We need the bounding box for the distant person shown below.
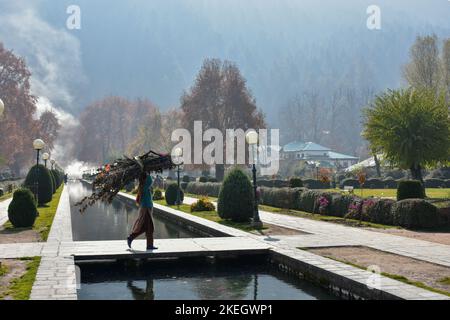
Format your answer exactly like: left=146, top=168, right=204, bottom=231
left=64, top=173, right=68, bottom=184
left=127, top=171, right=157, bottom=250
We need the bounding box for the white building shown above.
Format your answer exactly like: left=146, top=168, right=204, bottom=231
left=281, top=141, right=358, bottom=169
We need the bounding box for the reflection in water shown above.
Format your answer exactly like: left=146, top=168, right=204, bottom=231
left=68, top=181, right=199, bottom=241
left=77, top=257, right=337, bottom=300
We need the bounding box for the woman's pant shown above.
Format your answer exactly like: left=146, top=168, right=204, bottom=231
left=130, top=207, right=154, bottom=247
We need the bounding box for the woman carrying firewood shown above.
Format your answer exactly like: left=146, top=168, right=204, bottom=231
left=127, top=171, right=158, bottom=250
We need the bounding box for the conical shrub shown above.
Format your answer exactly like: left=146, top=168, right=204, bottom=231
left=24, top=164, right=53, bottom=205
left=218, top=167, right=254, bottom=222
left=8, top=188, right=38, bottom=228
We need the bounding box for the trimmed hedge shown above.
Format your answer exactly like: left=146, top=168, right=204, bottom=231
left=367, top=198, right=395, bottom=225
left=165, top=183, right=184, bottom=205
left=329, top=194, right=358, bottom=217
left=182, top=175, right=191, bottom=183
left=199, top=176, right=208, bottom=183
left=8, top=188, right=38, bottom=228
left=366, top=178, right=384, bottom=189
left=397, top=180, right=425, bottom=201
left=24, top=164, right=53, bottom=205
left=153, top=189, right=164, bottom=200
left=298, top=190, right=324, bottom=213
left=180, top=182, right=189, bottom=190
left=259, top=187, right=305, bottom=209
left=424, top=178, right=445, bottom=188
left=185, top=182, right=221, bottom=198
left=303, top=179, right=329, bottom=189
left=392, top=199, right=440, bottom=229
left=289, top=178, right=303, bottom=188
left=217, top=168, right=254, bottom=222
left=383, top=178, right=397, bottom=189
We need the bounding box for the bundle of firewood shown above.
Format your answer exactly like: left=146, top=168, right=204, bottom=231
left=76, top=150, right=175, bottom=212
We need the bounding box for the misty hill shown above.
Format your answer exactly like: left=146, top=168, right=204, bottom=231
left=2, top=0, right=450, bottom=127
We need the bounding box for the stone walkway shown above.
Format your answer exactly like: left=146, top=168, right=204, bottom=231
left=0, top=198, right=12, bottom=226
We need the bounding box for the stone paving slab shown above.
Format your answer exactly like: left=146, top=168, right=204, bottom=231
left=0, top=242, right=44, bottom=258
left=60, top=237, right=272, bottom=260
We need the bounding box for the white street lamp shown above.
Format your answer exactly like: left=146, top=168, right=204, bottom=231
left=0, top=98, right=4, bottom=118
left=32, top=139, right=45, bottom=204
left=172, top=147, right=184, bottom=207
left=42, top=152, right=50, bottom=168
left=50, top=159, right=56, bottom=170
left=245, top=130, right=262, bottom=228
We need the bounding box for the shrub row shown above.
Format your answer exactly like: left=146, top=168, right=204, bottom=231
left=185, top=182, right=222, bottom=198
left=258, top=186, right=444, bottom=228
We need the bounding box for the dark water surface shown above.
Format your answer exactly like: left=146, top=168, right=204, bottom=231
left=69, top=181, right=199, bottom=241
left=77, top=257, right=337, bottom=300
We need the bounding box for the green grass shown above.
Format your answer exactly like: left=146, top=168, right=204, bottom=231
left=0, top=257, right=41, bottom=300
left=0, top=192, right=13, bottom=202
left=0, top=262, right=8, bottom=276
left=3, top=185, right=64, bottom=241
left=300, top=250, right=450, bottom=297
left=439, top=277, right=450, bottom=285
left=155, top=199, right=266, bottom=232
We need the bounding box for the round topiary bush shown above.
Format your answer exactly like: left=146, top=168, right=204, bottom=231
left=8, top=188, right=38, bottom=228
left=208, top=177, right=218, bottom=183
left=165, top=183, right=184, bottom=205
left=289, top=177, right=303, bottom=188
left=24, top=164, right=53, bottom=205
left=182, top=175, right=191, bottom=183
left=366, top=198, right=395, bottom=225
left=397, top=180, right=425, bottom=201
left=217, top=167, right=254, bottom=222
left=199, top=176, right=208, bottom=183
left=392, top=199, right=440, bottom=229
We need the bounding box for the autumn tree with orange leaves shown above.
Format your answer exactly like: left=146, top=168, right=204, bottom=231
left=0, top=43, right=59, bottom=175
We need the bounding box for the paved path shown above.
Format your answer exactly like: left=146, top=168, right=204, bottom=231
left=183, top=196, right=450, bottom=268
left=0, top=198, right=12, bottom=226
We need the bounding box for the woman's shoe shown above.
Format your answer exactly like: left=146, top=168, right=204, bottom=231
left=146, top=246, right=158, bottom=250
left=127, top=236, right=133, bottom=249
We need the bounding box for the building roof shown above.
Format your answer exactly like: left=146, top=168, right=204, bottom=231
left=283, top=141, right=331, bottom=152
left=327, top=151, right=358, bottom=160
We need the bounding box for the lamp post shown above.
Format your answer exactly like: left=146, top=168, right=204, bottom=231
left=50, top=159, right=55, bottom=170
left=246, top=130, right=263, bottom=228
left=42, top=152, right=50, bottom=168
left=0, top=98, right=4, bottom=118
left=32, top=139, right=45, bottom=204
left=173, top=147, right=184, bottom=208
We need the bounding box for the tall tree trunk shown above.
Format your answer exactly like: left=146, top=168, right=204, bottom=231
left=373, top=154, right=381, bottom=177
left=215, top=164, right=225, bottom=182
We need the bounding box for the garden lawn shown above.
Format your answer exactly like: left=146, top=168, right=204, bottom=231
left=0, top=192, right=13, bottom=202
left=3, top=185, right=64, bottom=241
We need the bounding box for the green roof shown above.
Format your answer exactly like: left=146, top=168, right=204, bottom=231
left=283, top=141, right=331, bottom=152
